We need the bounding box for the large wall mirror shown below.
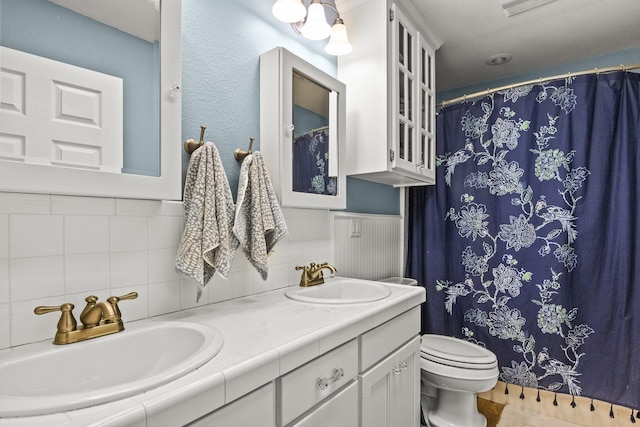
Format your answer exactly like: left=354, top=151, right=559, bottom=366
left=261, top=47, right=346, bottom=210
left=0, top=0, right=182, bottom=200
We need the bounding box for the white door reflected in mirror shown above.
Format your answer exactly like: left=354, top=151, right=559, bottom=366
left=0, top=0, right=182, bottom=200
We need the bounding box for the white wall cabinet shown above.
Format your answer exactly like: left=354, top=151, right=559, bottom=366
left=260, top=47, right=347, bottom=209
left=338, top=0, right=439, bottom=187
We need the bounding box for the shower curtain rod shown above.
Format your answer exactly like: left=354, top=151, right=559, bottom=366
left=438, top=63, right=640, bottom=108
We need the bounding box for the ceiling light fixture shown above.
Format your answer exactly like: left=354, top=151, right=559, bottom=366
left=499, top=0, right=556, bottom=16
left=272, top=0, right=353, bottom=56
left=485, top=53, right=513, bottom=66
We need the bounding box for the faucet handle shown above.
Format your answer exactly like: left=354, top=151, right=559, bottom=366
left=115, top=292, right=138, bottom=301
left=107, top=291, right=138, bottom=320
left=34, top=303, right=77, bottom=333
left=107, top=292, right=138, bottom=305
left=34, top=303, right=72, bottom=315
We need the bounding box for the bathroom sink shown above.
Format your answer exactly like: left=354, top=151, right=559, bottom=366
left=285, top=277, right=391, bottom=304
left=0, top=320, right=224, bottom=417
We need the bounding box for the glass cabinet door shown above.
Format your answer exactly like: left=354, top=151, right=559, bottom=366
left=418, top=37, right=435, bottom=181
left=393, top=5, right=417, bottom=172
left=391, top=4, right=435, bottom=183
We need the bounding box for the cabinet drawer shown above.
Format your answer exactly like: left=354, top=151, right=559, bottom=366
left=289, top=380, right=358, bottom=427
left=279, top=339, right=358, bottom=426
left=360, top=306, right=420, bottom=370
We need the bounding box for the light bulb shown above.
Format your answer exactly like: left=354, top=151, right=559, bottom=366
left=300, top=2, right=332, bottom=40
left=324, top=19, right=352, bottom=56
left=272, top=0, right=306, bottom=23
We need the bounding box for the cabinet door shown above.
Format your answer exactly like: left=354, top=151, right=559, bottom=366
left=359, top=336, right=421, bottom=427
left=393, top=337, right=421, bottom=427
left=391, top=4, right=419, bottom=174
left=417, top=35, right=436, bottom=182
left=290, top=381, right=358, bottom=427
left=360, top=349, right=397, bottom=427
left=187, top=383, right=275, bottom=427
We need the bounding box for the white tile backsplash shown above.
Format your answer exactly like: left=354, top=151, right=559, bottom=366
left=0, top=304, right=9, bottom=348
left=110, top=251, right=148, bottom=287
left=64, top=215, right=109, bottom=254
left=10, top=214, right=63, bottom=258
left=0, top=214, right=8, bottom=259
left=149, top=216, right=182, bottom=250
left=64, top=253, right=110, bottom=294
left=11, top=297, right=60, bottom=346
left=148, top=248, right=182, bottom=283
left=208, top=275, right=233, bottom=304
left=110, top=216, right=149, bottom=252
left=116, top=199, right=166, bottom=216
left=10, top=256, right=64, bottom=302
left=0, top=193, right=50, bottom=214
left=0, top=259, right=8, bottom=304
left=51, top=195, right=116, bottom=215
left=0, top=192, right=333, bottom=350
left=148, top=280, right=181, bottom=317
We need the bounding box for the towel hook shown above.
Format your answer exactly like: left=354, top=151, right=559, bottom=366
left=184, top=126, right=207, bottom=155
left=234, top=137, right=255, bottom=162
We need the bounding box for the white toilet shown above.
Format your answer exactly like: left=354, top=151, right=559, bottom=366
left=380, top=277, right=499, bottom=427
left=419, top=334, right=499, bottom=427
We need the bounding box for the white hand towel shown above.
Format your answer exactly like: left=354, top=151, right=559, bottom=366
left=233, top=151, right=288, bottom=280
left=176, top=142, right=238, bottom=301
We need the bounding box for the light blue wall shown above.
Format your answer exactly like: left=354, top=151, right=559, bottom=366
left=0, top=0, right=159, bottom=176
left=181, top=0, right=331, bottom=196
left=345, top=177, right=401, bottom=215
left=438, top=47, right=640, bottom=103
left=181, top=0, right=400, bottom=215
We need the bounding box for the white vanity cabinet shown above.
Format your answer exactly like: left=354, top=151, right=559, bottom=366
left=338, top=0, right=438, bottom=187
left=359, top=307, right=421, bottom=427
left=1, top=280, right=425, bottom=426
left=187, top=383, right=276, bottom=426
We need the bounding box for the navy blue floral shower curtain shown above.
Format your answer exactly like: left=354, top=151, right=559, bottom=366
left=406, top=71, right=640, bottom=411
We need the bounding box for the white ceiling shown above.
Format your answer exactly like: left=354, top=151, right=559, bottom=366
left=381, top=0, right=640, bottom=91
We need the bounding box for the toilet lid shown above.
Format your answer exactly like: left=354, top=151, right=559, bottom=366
left=420, top=334, right=497, bottom=369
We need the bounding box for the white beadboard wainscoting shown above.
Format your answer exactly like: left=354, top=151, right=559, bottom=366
left=331, top=212, right=404, bottom=281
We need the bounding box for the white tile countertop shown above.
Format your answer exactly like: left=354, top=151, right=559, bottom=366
left=0, top=279, right=425, bottom=426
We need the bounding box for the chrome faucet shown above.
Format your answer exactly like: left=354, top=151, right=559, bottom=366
left=34, top=292, right=138, bottom=345
left=295, top=262, right=337, bottom=287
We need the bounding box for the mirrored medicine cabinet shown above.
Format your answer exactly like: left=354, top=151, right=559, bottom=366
left=260, top=47, right=346, bottom=210
left=0, top=0, right=182, bottom=200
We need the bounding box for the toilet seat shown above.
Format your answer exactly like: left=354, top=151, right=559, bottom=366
left=420, top=334, right=497, bottom=370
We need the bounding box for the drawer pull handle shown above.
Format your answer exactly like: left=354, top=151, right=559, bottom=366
left=316, top=368, right=344, bottom=390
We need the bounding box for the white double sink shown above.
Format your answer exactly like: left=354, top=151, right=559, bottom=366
left=0, top=278, right=391, bottom=418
